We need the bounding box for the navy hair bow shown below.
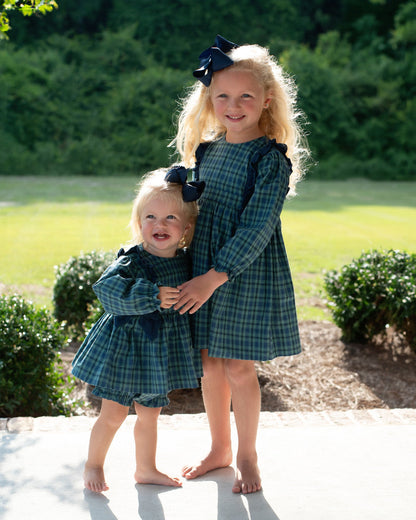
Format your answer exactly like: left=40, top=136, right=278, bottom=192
left=165, top=165, right=205, bottom=202
left=193, top=34, right=239, bottom=86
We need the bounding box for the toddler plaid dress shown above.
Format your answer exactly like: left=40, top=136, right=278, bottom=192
left=191, top=136, right=301, bottom=360
left=72, top=245, right=202, bottom=407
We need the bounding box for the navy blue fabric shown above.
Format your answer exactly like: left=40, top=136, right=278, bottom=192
left=164, top=165, right=205, bottom=202
left=193, top=34, right=239, bottom=86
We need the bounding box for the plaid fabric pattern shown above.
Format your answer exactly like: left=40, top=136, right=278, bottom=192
left=72, top=246, right=202, bottom=401
left=190, top=136, right=301, bottom=360
left=92, top=386, right=170, bottom=408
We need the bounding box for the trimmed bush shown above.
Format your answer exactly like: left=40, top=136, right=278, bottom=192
left=0, top=294, right=73, bottom=417
left=324, top=249, right=416, bottom=348
left=53, top=250, right=114, bottom=337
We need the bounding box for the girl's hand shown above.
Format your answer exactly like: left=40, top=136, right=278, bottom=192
left=158, top=286, right=181, bottom=309
left=174, top=269, right=228, bottom=314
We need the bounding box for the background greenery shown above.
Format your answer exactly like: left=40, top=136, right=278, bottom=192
left=0, top=0, right=415, bottom=179
left=1, top=176, right=415, bottom=321
left=0, top=1, right=58, bottom=39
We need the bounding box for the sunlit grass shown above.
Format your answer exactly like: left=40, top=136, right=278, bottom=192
left=283, top=179, right=416, bottom=320
left=0, top=176, right=138, bottom=307
left=1, top=176, right=415, bottom=319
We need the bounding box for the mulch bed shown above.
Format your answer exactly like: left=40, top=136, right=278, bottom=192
left=62, top=321, right=416, bottom=417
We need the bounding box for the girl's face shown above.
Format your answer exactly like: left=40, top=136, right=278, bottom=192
left=139, top=197, right=191, bottom=258
left=210, top=68, right=271, bottom=143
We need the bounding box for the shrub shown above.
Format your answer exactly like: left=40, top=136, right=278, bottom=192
left=324, top=249, right=416, bottom=348
left=53, top=250, right=114, bottom=337
left=0, top=294, right=74, bottom=417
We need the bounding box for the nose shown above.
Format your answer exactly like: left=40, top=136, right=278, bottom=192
left=228, top=96, right=240, bottom=109
left=156, top=218, right=168, bottom=228
left=156, top=218, right=169, bottom=229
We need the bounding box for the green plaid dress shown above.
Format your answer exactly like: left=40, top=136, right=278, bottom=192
left=191, top=136, right=301, bottom=361
left=72, top=245, right=202, bottom=407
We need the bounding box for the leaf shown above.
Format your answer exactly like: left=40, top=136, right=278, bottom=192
left=20, top=6, right=34, bottom=17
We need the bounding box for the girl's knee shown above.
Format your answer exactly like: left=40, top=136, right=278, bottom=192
left=98, top=400, right=129, bottom=429
left=225, top=359, right=257, bottom=386
left=134, top=402, right=161, bottom=420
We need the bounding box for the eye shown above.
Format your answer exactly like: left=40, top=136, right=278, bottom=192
left=145, top=214, right=155, bottom=220
left=166, top=215, right=177, bottom=220
left=242, top=93, right=252, bottom=98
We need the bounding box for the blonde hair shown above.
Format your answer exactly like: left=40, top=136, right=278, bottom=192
left=173, top=43, right=309, bottom=193
left=129, top=168, right=198, bottom=248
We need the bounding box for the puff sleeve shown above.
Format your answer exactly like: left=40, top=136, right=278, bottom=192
left=92, top=255, right=161, bottom=315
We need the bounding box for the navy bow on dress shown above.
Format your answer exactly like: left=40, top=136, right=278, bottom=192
left=164, top=165, right=205, bottom=202
left=193, top=34, right=239, bottom=86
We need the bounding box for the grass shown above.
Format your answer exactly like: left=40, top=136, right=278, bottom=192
left=283, top=179, right=416, bottom=319
left=1, top=176, right=416, bottom=320
left=0, top=176, right=138, bottom=308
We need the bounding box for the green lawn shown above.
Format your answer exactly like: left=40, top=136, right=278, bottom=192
left=1, top=176, right=415, bottom=320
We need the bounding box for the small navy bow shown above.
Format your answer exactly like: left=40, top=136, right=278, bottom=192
left=193, top=34, right=239, bottom=86
left=114, top=312, right=162, bottom=341
left=165, top=165, right=205, bottom=202
left=138, top=311, right=162, bottom=341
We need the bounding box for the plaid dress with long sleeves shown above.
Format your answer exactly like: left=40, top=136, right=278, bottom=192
left=190, top=136, right=301, bottom=360
left=72, top=245, right=202, bottom=406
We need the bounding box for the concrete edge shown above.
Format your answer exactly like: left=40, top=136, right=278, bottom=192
left=2, top=409, right=416, bottom=434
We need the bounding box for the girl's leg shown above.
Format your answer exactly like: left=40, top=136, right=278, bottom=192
left=225, top=358, right=262, bottom=494
left=84, top=398, right=129, bottom=492
left=133, top=402, right=182, bottom=487
left=182, top=349, right=233, bottom=479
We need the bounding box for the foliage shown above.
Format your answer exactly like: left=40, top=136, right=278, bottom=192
left=53, top=250, right=114, bottom=337
left=0, top=0, right=414, bottom=179
left=0, top=293, right=74, bottom=417
left=82, top=301, right=105, bottom=339
left=0, top=0, right=58, bottom=39
left=324, top=250, right=416, bottom=349
left=0, top=28, right=188, bottom=175
left=281, top=3, right=416, bottom=179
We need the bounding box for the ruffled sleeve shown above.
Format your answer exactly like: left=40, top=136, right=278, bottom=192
left=92, top=254, right=161, bottom=315
left=213, top=147, right=291, bottom=281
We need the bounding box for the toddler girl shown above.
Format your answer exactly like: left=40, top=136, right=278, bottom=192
left=72, top=166, right=204, bottom=492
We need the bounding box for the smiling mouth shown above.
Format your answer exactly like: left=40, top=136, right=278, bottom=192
left=227, top=115, right=245, bottom=121
left=153, top=233, right=170, bottom=240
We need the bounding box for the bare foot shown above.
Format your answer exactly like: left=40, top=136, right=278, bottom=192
left=232, top=458, right=262, bottom=494
left=135, top=468, right=182, bottom=487
left=84, top=464, right=109, bottom=493
left=182, top=448, right=233, bottom=480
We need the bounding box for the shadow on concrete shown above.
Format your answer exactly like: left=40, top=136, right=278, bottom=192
left=196, top=467, right=281, bottom=520
left=84, top=489, right=118, bottom=520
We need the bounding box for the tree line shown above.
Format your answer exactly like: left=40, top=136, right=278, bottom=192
left=0, top=0, right=414, bottom=179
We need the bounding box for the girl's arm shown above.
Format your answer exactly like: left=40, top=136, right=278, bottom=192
left=93, top=256, right=162, bottom=315
left=175, top=268, right=228, bottom=314
left=213, top=149, right=291, bottom=280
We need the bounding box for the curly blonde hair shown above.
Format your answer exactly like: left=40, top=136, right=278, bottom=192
left=173, top=43, right=309, bottom=193
left=129, top=168, right=198, bottom=248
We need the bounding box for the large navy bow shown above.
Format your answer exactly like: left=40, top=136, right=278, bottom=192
left=193, top=34, right=239, bottom=86
left=165, top=165, right=205, bottom=202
